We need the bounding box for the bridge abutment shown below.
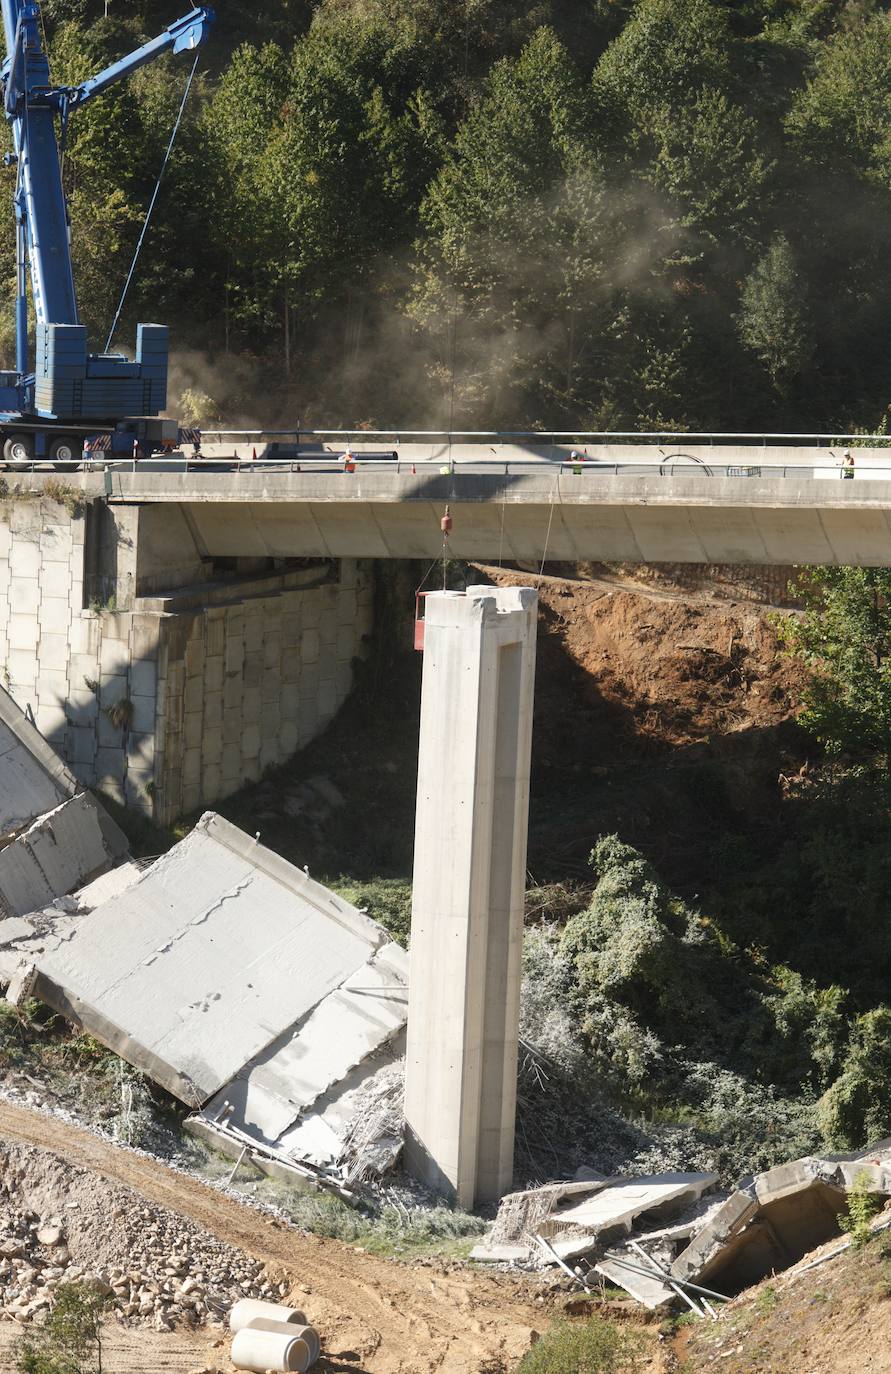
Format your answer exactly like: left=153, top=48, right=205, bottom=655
left=0, top=494, right=372, bottom=824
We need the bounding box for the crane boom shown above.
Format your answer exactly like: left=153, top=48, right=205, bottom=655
left=0, top=2, right=214, bottom=465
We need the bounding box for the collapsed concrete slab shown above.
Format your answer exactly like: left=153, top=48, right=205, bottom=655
left=539, top=1173, right=719, bottom=1261
left=670, top=1146, right=891, bottom=1296
left=0, top=794, right=128, bottom=920
left=473, top=1171, right=718, bottom=1265
left=9, top=811, right=409, bottom=1185
left=19, top=812, right=407, bottom=1100
left=471, top=1177, right=617, bottom=1262
left=0, top=860, right=143, bottom=987
left=0, top=688, right=75, bottom=838
left=0, top=687, right=129, bottom=923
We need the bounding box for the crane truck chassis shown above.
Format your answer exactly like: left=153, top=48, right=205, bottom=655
left=0, top=2, right=214, bottom=469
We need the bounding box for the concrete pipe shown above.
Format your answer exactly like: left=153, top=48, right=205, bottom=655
left=230, top=1327, right=311, bottom=1373
left=230, top=1299, right=308, bottom=1333
left=245, top=1318, right=320, bottom=1366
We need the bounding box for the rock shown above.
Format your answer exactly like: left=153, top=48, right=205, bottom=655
left=37, top=1225, right=63, bottom=1247
left=82, top=1275, right=113, bottom=1297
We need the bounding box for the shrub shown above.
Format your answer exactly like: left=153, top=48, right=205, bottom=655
left=819, top=1007, right=891, bottom=1149
left=839, top=1169, right=882, bottom=1249
left=516, top=1317, right=638, bottom=1374
left=16, top=1283, right=109, bottom=1374
left=41, top=481, right=85, bottom=517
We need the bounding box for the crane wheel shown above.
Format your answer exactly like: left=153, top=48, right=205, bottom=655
left=49, top=436, right=80, bottom=470
left=3, top=433, right=35, bottom=469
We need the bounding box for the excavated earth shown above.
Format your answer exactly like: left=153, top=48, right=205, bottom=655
left=0, top=1102, right=546, bottom=1374
left=0, top=1138, right=275, bottom=1329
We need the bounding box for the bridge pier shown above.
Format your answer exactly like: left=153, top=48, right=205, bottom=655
left=0, top=495, right=372, bottom=823
left=404, top=586, right=537, bottom=1207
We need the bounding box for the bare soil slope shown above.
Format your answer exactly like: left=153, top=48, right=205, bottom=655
left=481, top=565, right=801, bottom=745
left=216, top=563, right=808, bottom=893
left=679, top=1226, right=891, bottom=1374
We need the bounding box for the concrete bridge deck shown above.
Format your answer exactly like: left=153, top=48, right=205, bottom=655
left=25, top=458, right=891, bottom=565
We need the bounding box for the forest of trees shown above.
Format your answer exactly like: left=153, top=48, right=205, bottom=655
left=15, top=0, right=891, bottom=431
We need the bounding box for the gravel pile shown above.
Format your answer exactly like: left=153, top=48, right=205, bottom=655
left=0, top=1140, right=283, bottom=1329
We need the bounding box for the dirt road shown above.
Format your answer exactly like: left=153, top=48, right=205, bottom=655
left=0, top=1102, right=541, bottom=1374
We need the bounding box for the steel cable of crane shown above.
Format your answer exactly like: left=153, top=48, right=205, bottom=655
left=104, top=50, right=201, bottom=353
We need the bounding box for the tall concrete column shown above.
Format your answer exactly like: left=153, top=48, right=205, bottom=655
left=404, top=585, right=537, bottom=1208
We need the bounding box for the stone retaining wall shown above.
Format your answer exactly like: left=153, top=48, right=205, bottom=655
left=0, top=494, right=372, bottom=823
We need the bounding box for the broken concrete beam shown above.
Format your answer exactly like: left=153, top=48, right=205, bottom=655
left=836, top=1160, right=891, bottom=1193
left=669, top=1154, right=891, bottom=1295
left=753, top=1156, right=841, bottom=1205
left=0, top=794, right=128, bottom=919
left=540, top=1172, right=719, bottom=1252
left=487, top=1177, right=619, bottom=1248
left=594, top=1250, right=676, bottom=1309
left=185, top=1114, right=357, bottom=1205
left=670, top=1189, right=759, bottom=1285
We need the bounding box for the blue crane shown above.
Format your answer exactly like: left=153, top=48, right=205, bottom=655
left=0, top=1, right=213, bottom=466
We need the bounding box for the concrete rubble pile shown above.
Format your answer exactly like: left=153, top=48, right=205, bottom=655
left=475, top=1142, right=891, bottom=1311
left=472, top=1170, right=722, bottom=1273
left=0, top=697, right=410, bottom=1193
left=0, top=1142, right=279, bottom=1331
left=664, top=1142, right=891, bottom=1303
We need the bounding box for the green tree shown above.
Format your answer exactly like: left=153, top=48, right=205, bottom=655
left=412, top=27, right=665, bottom=425
left=648, top=88, right=773, bottom=248
left=593, top=0, right=734, bottom=143
left=777, top=567, right=891, bottom=766
left=785, top=10, right=891, bottom=184
left=738, top=235, right=815, bottom=386
left=206, top=19, right=441, bottom=367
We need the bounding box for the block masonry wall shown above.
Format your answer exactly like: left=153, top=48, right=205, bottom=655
left=0, top=495, right=373, bottom=824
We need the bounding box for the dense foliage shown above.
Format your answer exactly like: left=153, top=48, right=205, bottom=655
left=777, top=568, right=891, bottom=765
left=16, top=0, right=891, bottom=428
left=519, top=835, right=891, bottom=1181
